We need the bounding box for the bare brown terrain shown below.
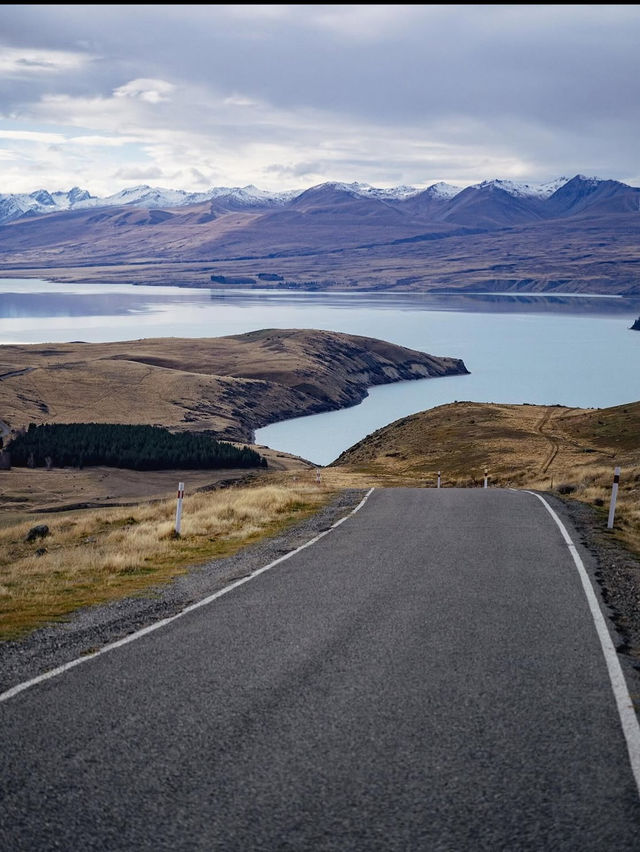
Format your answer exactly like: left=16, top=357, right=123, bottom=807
left=333, top=400, right=639, bottom=484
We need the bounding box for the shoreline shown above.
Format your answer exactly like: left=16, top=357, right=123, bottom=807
left=0, top=271, right=637, bottom=299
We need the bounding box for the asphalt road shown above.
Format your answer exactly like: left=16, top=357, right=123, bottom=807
left=2, top=488, right=640, bottom=851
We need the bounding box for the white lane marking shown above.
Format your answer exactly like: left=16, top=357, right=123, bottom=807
left=0, top=488, right=376, bottom=704
left=527, top=490, right=640, bottom=798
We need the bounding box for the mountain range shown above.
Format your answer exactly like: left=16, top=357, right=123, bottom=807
left=1, top=174, right=633, bottom=225
left=1, top=175, right=639, bottom=295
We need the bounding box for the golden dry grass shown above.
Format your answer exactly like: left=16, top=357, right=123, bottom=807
left=0, top=478, right=334, bottom=640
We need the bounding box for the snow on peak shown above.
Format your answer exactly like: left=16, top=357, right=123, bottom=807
left=475, top=177, right=570, bottom=199
left=203, top=185, right=300, bottom=206
left=314, top=182, right=424, bottom=201
left=424, top=182, right=463, bottom=200
left=29, top=189, right=56, bottom=206
left=573, top=174, right=609, bottom=185
left=0, top=186, right=100, bottom=222
left=319, top=181, right=375, bottom=196
left=98, top=185, right=195, bottom=207
left=360, top=184, right=424, bottom=201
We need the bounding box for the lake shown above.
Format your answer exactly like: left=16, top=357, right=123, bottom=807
left=1, top=278, right=639, bottom=464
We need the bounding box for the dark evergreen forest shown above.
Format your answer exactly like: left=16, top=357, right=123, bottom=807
left=8, top=423, right=266, bottom=470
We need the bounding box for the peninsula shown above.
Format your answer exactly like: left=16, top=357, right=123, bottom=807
left=0, top=328, right=469, bottom=443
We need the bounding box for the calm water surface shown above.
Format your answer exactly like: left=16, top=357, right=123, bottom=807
left=1, top=278, right=639, bottom=464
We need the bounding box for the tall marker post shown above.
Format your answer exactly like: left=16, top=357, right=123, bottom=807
left=607, top=467, right=621, bottom=530
left=484, top=467, right=489, bottom=489
left=175, top=481, right=185, bottom=536
left=437, top=471, right=441, bottom=489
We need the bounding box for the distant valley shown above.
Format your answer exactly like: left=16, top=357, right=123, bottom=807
left=1, top=175, right=639, bottom=294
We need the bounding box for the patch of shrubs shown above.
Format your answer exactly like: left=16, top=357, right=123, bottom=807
left=8, top=423, right=266, bottom=471
left=556, top=482, right=577, bottom=495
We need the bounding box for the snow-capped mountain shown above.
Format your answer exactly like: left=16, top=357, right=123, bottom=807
left=0, top=175, right=634, bottom=225
left=422, top=181, right=463, bottom=199
left=94, top=185, right=199, bottom=209
left=0, top=186, right=98, bottom=223
left=0, top=184, right=302, bottom=224
left=1, top=173, right=638, bottom=297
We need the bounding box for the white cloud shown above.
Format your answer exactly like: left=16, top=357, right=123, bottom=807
left=0, top=74, right=624, bottom=196
left=0, top=129, right=65, bottom=143
left=0, top=45, right=90, bottom=75
left=113, top=78, right=176, bottom=104
left=223, top=94, right=259, bottom=107
left=68, top=135, right=140, bottom=147
left=304, top=4, right=419, bottom=40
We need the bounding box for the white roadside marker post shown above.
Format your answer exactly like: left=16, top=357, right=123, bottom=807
left=607, top=467, right=621, bottom=530
left=437, top=471, right=441, bottom=489
left=484, top=467, right=489, bottom=489
left=175, top=481, right=185, bottom=536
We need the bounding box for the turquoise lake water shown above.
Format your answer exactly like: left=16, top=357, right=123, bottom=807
left=1, top=279, right=639, bottom=464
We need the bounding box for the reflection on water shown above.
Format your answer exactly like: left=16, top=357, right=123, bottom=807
left=3, top=278, right=639, bottom=347
left=0, top=282, right=206, bottom=322
left=209, top=288, right=640, bottom=316
left=0, top=292, right=159, bottom=318
left=1, top=278, right=639, bottom=332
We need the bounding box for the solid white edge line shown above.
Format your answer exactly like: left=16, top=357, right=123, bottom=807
left=0, top=487, right=376, bottom=705
left=526, top=490, right=640, bottom=798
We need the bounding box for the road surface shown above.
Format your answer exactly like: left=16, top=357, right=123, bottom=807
left=2, top=488, right=640, bottom=850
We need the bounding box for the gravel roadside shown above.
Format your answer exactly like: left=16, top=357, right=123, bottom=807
left=552, top=493, right=640, bottom=706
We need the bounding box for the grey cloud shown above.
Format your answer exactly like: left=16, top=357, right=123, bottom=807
left=187, top=168, right=212, bottom=187
left=114, top=166, right=165, bottom=180
left=264, top=161, right=326, bottom=179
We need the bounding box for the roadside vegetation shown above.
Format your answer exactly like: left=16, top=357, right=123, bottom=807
left=0, top=479, right=333, bottom=640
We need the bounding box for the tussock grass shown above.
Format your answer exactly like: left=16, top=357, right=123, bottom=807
left=0, top=481, right=332, bottom=640
left=528, top=463, right=640, bottom=554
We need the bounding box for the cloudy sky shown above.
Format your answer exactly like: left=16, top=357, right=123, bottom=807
left=1, top=4, right=639, bottom=196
